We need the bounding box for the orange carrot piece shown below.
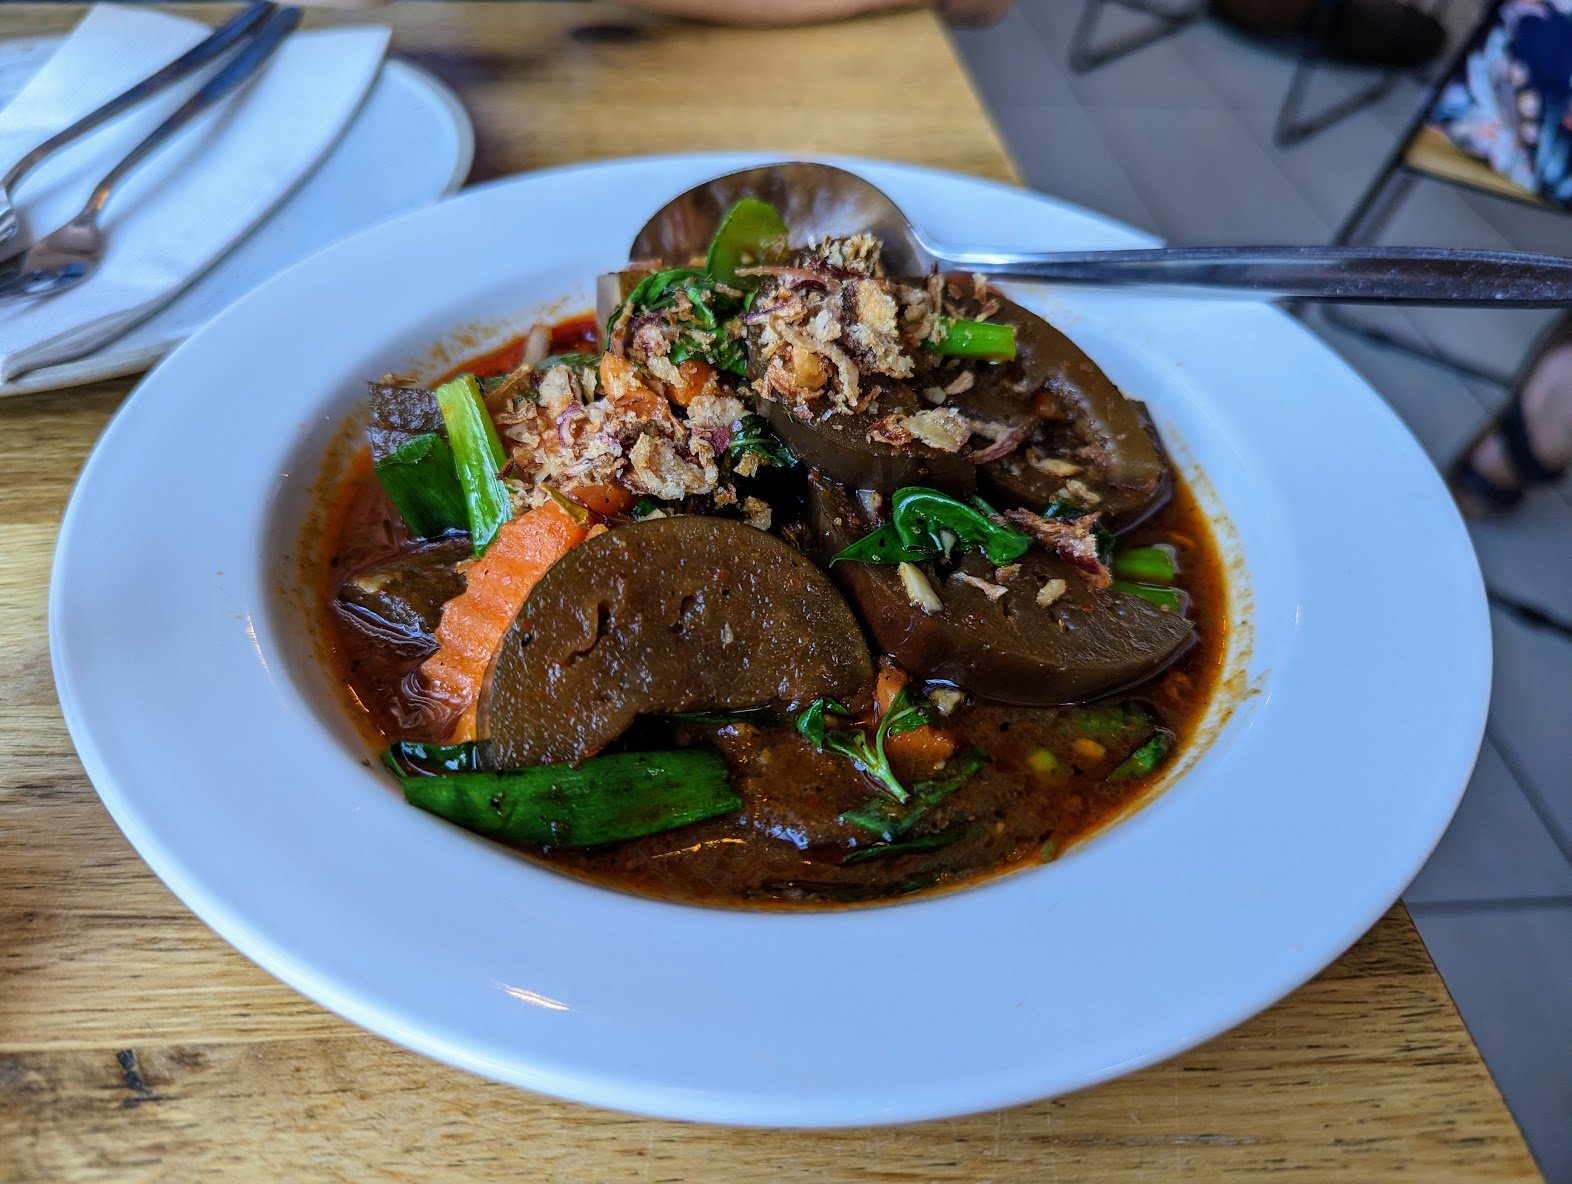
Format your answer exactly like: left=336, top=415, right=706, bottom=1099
left=421, top=500, right=589, bottom=742
left=666, top=359, right=718, bottom=408
left=599, top=354, right=667, bottom=418
left=570, top=482, right=637, bottom=516
left=875, top=663, right=958, bottom=766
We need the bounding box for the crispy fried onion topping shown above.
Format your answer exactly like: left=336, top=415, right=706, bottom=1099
left=1003, top=509, right=1110, bottom=589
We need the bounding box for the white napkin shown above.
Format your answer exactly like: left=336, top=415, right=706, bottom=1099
left=0, top=5, right=389, bottom=381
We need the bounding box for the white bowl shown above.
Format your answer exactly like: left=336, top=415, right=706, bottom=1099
left=51, top=154, right=1489, bottom=1127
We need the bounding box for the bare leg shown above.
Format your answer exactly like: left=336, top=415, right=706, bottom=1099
left=1455, top=344, right=1572, bottom=515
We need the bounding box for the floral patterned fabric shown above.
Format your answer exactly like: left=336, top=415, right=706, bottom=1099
left=1429, top=0, right=1572, bottom=203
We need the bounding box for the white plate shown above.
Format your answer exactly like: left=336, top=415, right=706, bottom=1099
left=51, top=154, right=1489, bottom=1127
left=0, top=38, right=472, bottom=397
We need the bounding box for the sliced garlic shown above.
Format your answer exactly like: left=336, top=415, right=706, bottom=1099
left=898, top=562, right=943, bottom=614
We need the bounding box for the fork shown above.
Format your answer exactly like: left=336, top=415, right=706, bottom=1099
left=0, top=1, right=277, bottom=252
left=0, top=5, right=301, bottom=303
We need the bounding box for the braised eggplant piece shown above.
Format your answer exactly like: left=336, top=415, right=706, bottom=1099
left=481, top=516, right=873, bottom=767
left=366, top=380, right=443, bottom=462
left=333, top=536, right=469, bottom=653
left=809, top=477, right=1193, bottom=705
left=755, top=389, right=977, bottom=497
left=949, top=288, right=1171, bottom=530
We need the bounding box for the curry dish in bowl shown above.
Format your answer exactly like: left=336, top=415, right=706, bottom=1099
left=310, top=196, right=1230, bottom=906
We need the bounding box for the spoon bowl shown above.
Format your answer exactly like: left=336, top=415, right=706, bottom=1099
left=632, top=162, right=932, bottom=273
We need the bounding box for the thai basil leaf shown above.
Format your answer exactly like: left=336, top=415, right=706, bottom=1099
left=840, top=748, right=988, bottom=840
left=726, top=413, right=796, bottom=469
left=831, top=486, right=1030, bottom=567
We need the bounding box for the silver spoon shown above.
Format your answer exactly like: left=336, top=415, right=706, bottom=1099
left=0, top=5, right=300, bottom=304
left=0, top=1, right=277, bottom=252
left=632, top=162, right=1572, bottom=307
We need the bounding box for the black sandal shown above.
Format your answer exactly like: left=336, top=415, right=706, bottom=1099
left=1449, top=314, right=1572, bottom=514
left=1450, top=390, right=1569, bottom=513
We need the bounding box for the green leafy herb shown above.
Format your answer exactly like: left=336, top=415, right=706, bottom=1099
left=840, top=825, right=975, bottom=865
left=1093, top=520, right=1116, bottom=566
left=630, top=495, right=664, bottom=519
left=892, top=488, right=1029, bottom=564
left=1039, top=837, right=1058, bottom=862
left=826, top=519, right=931, bottom=566
left=372, top=432, right=467, bottom=539
left=795, top=687, right=930, bottom=803
left=434, top=374, right=512, bottom=556
left=831, top=486, right=1030, bottom=568
left=611, top=267, right=750, bottom=376
left=381, top=740, right=481, bottom=777
left=1109, top=730, right=1175, bottom=782
left=840, top=748, right=989, bottom=840
left=705, top=197, right=789, bottom=286
left=726, top=413, right=796, bottom=470
left=400, top=749, right=741, bottom=847
left=1112, top=544, right=1178, bottom=584
left=670, top=330, right=746, bottom=377
left=923, top=316, right=1017, bottom=361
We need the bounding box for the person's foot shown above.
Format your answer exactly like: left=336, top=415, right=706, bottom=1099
left=1451, top=337, right=1572, bottom=517
left=1210, top=0, right=1444, bottom=69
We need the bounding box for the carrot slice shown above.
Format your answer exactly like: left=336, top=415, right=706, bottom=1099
left=569, top=482, right=637, bottom=516
left=875, top=662, right=958, bottom=767
left=421, top=500, right=589, bottom=742
left=666, top=359, right=718, bottom=408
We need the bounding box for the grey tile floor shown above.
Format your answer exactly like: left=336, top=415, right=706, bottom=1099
left=951, top=3, right=1572, bottom=1177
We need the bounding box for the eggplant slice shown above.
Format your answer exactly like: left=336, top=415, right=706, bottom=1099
left=755, top=388, right=976, bottom=497
left=809, top=477, right=1193, bottom=706
left=366, top=380, right=443, bottom=462
left=481, top=516, right=873, bottom=767
left=947, top=287, right=1171, bottom=531
left=334, top=537, right=469, bottom=654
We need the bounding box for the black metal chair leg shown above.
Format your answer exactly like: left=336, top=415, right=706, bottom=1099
left=1337, top=167, right=1416, bottom=246
left=1068, top=0, right=1207, bottom=74
left=1318, top=304, right=1517, bottom=386
left=1274, top=0, right=1458, bottom=148
left=1304, top=0, right=1525, bottom=387
left=1275, top=0, right=1394, bottom=147
left=1321, top=171, right=1515, bottom=386
left=1276, top=70, right=1398, bottom=147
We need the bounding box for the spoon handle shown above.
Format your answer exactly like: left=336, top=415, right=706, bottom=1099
left=930, top=244, right=1572, bottom=307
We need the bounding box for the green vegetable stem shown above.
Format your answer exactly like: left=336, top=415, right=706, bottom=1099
left=400, top=750, right=741, bottom=847
left=795, top=687, right=931, bottom=803
left=1112, top=581, right=1188, bottom=614
left=434, top=373, right=512, bottom=556
left=1109, top=730, right=1175, bottom=782
left=1111, top=544, right=1178, bottom=585
left=372, top=433, right=467, bottom=539
left=924, top=317, right=1017, bottom=361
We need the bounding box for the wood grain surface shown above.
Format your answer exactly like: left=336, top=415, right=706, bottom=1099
left=0, top=4, right=1540, bottom=1180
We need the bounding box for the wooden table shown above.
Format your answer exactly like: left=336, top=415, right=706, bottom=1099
left=0, top=5, right=1539, bottom=1180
